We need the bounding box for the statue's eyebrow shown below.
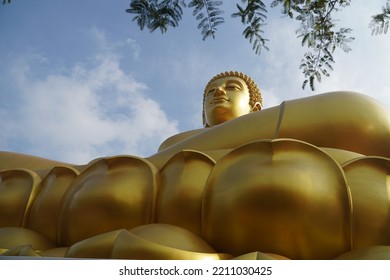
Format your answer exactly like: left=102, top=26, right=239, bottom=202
left=225, top=79, right=244, bottom=89
left=206, top=82, right=219, bottom=94
left=207, top=87, right=215, bottom=95
left=206, top=78, right=244, bottom=94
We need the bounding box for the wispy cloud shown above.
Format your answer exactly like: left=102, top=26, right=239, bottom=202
left=0, top=29, right=178, bottom=164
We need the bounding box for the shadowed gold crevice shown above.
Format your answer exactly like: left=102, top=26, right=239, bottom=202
left=0, top=169, right=41, bottom=228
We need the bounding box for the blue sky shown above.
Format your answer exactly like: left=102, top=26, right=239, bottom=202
left=1, top=0, right=389, bottom=164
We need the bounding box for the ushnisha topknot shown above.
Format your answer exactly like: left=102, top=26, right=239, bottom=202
left=202, top=71, right=263, bottom=127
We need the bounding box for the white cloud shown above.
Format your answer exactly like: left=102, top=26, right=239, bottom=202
left=125, top=38, right=141, bottom=60
left=1, top=30, right=179, bottom=164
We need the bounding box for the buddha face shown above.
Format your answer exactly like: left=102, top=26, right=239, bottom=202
left=203, top=76, right=252, bottom=127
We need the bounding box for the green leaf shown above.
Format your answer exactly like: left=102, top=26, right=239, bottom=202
left=189, top=0, right=225, bottom=40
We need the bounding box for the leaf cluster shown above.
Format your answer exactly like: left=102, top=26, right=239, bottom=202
left=127, top=0, right=359, bottom=91
left=127, top=0, right=225, bottom=40
left=127, top=0, right=269, bottom=54
left=272, top=0, right=354, bottom=90
left=126, top=0, right=185, bottom=33
left=188, top=0, right=224, bottom=40
left=370, top=0, right=390, bottom=35
left=232, top=0, right=269, bottom=55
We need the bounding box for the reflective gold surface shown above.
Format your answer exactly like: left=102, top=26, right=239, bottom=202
left=156, top=151, right=215, bottom=236
left=0, top=71, right=389, bottom=259
left=57, top=156, right=158, bottom=246
left=342, top=157, right=390, bottom=248
left=202, top=139, right=352, bottom=259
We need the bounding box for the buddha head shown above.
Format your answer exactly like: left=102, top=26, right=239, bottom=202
left=202, top=71, right=263, bottom=127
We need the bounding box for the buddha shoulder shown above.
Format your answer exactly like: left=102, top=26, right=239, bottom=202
left=158, top=128, right=207, bottom=151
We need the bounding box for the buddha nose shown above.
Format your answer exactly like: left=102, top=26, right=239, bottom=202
left=214, top=87, right=226, bottom=96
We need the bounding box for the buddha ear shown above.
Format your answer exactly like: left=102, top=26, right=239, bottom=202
left=251, top=102, right=262, bottom=112
left=202, top=111, right=209, bottom=127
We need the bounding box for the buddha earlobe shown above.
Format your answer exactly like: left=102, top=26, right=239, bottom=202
left=251, top=102, right=262, bottom=112
left=202, top=112, right=209, bottom=127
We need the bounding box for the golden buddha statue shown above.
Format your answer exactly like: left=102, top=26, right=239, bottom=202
left=0, top=71, right=390, bottom=260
